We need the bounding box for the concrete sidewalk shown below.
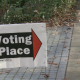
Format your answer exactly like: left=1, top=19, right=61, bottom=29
left=65, top=23, right=80, bottom=80
left=0, top=26, right=73, bottom=80
left=65, top=1, right=80, bottom=80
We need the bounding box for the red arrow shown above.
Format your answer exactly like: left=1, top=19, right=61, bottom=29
left=32, top=30, right=42, bottom=60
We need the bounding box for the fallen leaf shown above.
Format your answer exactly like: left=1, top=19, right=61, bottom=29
left=41, top=74, right=49, bottom=78
left=69, top=32, right=72, bottom=34
left=65, top=60, right=68, bottom=61
left=53, top=57, right=56, bottom=59
left=66, top=37, right=70, bottom=39
left=62, top=79, right=67, bottom=80
left=48, top=61, right=53, bottom=64
left=9, top=59, right=12, bottom=61
left=70, top=38, right=74, bottom=40
left=41, top=72, right=45, bottom=74
left=48, top=61, right=57, bottom=65
left=68, top=49, right=71, bottom=50
left=67, top=27, right=71, bottom=29
left=62, top=41, right=68, bottom=43
left=55, top=32, right=58, bottom=34
left=63, top=46, right=66, bottom=48
left=54, top=29, right=57, bottom=31
left=30, top=70, right=33, bottom=72
left=51, top=63, right=57, bottom=65
left=47, top=50, right=51, bottom=53
left=51, top=33, right=55, bottom=35
left=0, top=72, right=2, bottom=74
left=44, top=74, right=49, bottom=78
left=6, top=69, right=11, bottom=71
left=55, top=66, right=58, bottom=68
left=47, top=50, right=51, bottom=52
left=51, top=45, right=54, bottom=47
left=77, top=63, right=80, bottom=64
left=5, top=71, right=10, bottom=73
left=66, top=23, right=70, bottom=27
left=5, top=69, right=11, bottom=73
left=64, top=31, right=68, bottom=33
left=78, top=12, right=80, bottom=15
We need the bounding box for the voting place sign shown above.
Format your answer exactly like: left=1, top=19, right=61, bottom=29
left=0, top=23, right=47, bottom=68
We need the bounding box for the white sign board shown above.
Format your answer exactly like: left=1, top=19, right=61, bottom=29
left=0, top=23, right=47, bottom=68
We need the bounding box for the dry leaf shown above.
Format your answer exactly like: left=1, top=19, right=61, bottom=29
left=62, top=41, right=68, bottom=43
left=68, top=49, right=71, bottom=50
left=53, top=57, right=56, bottom=59
left=64, top=31, right=68, bottom=33
left=5, top=71, right=10, bottom=73
left=30, top=70, right=33, bottom=72
left=51, top=45, right=54, bottom=47
left=55, top=32, right=58, bottom=34
left=77, top=63, right=80, bottom=64
left=69, top=32, right=72, bottom=34
left=48, top=61, right=53, bottom=64
left=6, top=69, right=11, bottom=71
left=70, top=38, right=74, bottom=40
left=66, top=23, right=70, bottom=27
left=47, top=50, right=51, bottom=53
left=55, top=66, right=58, bottom=68
left=9, top=59, right=12, bottom=61
left=51, top=33, right=55, bottom=35
left=51, top=63, right=57, bottom=65
left=5, top=69, right=11, bottom=73
left=67, top=27, right=71, bottom=29
left=66, top=37, right=70, bottom=39
left=63, top=46, right=66, bottom=48
left=53, top=63, right=57, bottom=65
left=65, top=60, right=68, bottom=61
left=48, top=61, right=57, bottom=65
left=64, top=31, right=66, bottom=32
left=44, top=74, right=49, bottom=78
left=41, top=74, right=49, bottom=77
left=54, top=29, right=57, bottom=31
left=0, top=72, right=2, bottom=74
left=78, top=12, right=80, bottom=15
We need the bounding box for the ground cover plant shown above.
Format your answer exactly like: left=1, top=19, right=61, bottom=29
left=0, top=0, right=77, bottom=26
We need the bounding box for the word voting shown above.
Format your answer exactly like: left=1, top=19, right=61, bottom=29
left=0, top=34, right=32, bottom=57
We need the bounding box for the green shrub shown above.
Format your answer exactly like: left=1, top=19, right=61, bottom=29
left=1, top=6, right=23, bottom=24
left=0, top=0, right=77, bottom=24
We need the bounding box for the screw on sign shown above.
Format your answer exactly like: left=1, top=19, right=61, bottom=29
left=0, top=29, right=42, bottom=60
